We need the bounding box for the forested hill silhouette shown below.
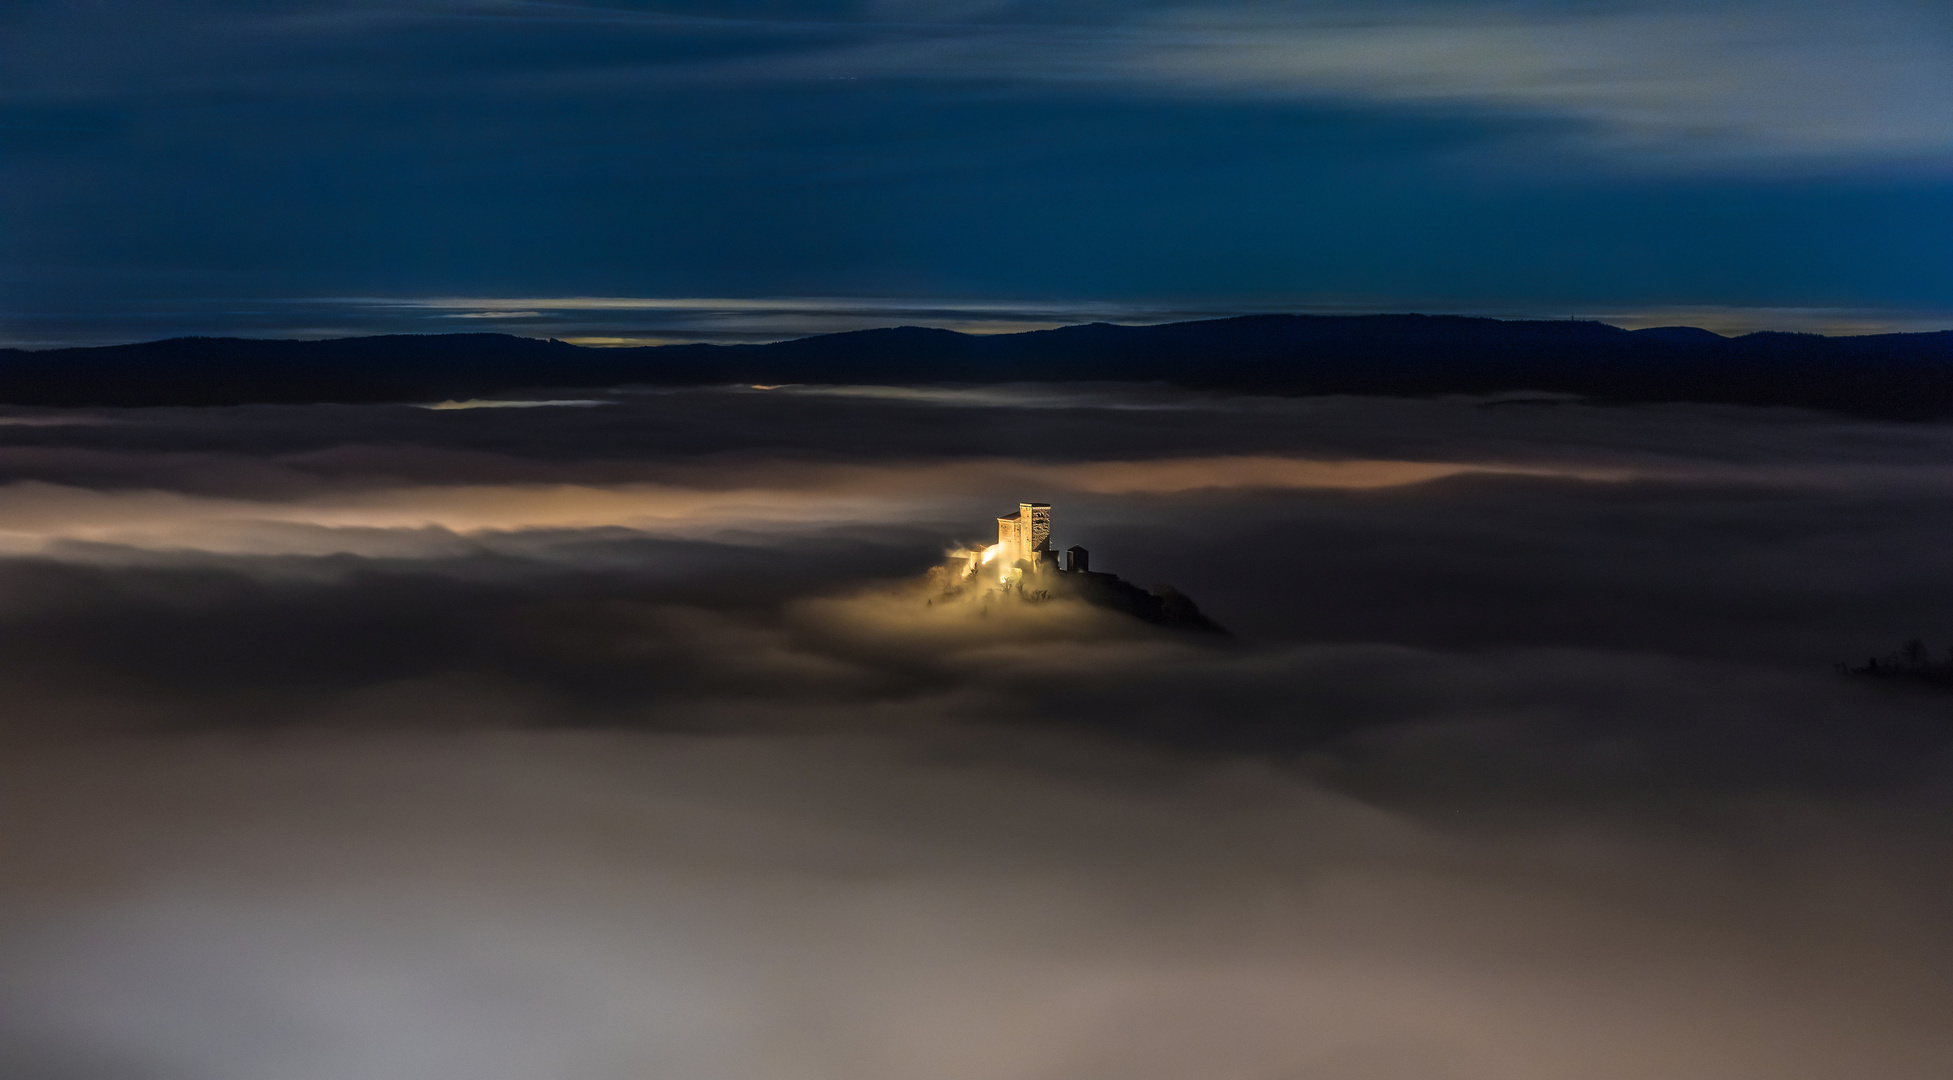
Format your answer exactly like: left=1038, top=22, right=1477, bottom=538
left=3, top=314, right=1951, bottom=416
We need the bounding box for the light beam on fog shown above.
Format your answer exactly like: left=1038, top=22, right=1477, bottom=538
left=0, top=446, right=1944, bottom=560
left=0, top=456, right=1630, bottom=558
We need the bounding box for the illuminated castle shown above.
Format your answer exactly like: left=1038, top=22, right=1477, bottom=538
left=935, top=501, right=1225, bottom=632
left=946, top=501, right=1090, bottom=585
left=997, top=502, right=1051, bottom=560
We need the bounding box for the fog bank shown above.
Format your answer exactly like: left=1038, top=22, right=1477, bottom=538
left=2, top=386, right=1950, bottom=1079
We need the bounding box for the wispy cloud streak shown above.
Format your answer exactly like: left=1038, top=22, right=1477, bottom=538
left=7, top=1, right=1944, bottom=167
left=693, top=0, right=1953, bottom=165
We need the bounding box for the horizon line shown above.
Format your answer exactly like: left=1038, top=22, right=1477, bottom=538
left=4, top=302, right=1950, bottom=352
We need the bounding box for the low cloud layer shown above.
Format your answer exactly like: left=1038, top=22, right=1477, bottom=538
left=1, top=385, right=1951, bottom=1078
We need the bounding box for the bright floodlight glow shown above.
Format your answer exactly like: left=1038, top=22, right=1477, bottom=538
left=981, top=544, right=1001, bottom=564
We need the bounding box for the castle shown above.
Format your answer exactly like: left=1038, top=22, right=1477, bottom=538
left=945, top=502, right=1090, bottom=587
left=932, top=502, right=1225, bottom=633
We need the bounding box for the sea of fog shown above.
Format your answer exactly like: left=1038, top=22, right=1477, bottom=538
left=1, top=384, right=1950, bottom=1080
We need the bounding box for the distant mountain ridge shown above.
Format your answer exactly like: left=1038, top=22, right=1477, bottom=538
left=3, top=314, right=1951, bottom=417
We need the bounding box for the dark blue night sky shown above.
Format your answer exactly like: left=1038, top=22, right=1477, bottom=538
left=5, top=0, right=1950, bottom=345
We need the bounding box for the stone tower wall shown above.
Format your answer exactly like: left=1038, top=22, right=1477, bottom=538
left=1021, top=503, right=1051, bottom=552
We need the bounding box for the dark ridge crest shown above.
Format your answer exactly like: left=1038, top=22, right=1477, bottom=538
left=3, top=314, right=1949, bottom=417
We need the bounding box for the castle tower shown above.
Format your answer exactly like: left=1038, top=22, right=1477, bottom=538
left=996, top=510, right=1021, bottom=551
left=1021, top=502, right=1051, bottom=553
left=994, top=502, right=1052, bottom=566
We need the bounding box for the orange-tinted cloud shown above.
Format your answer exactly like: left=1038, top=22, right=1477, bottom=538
left=0, top=455, right=1627, bottom=556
